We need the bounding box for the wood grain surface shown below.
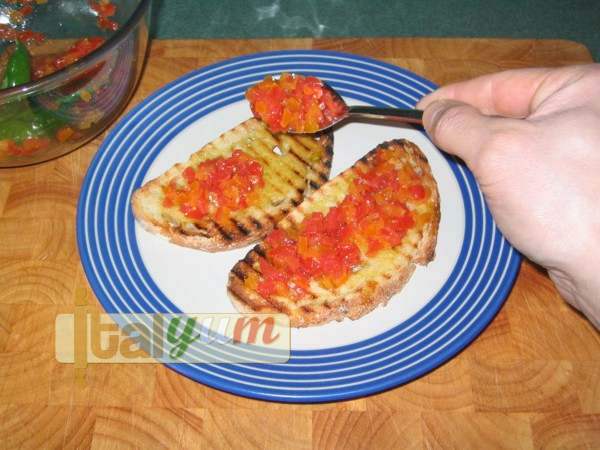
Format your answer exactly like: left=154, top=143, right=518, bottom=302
left=1, top=38, right=599, bottom=450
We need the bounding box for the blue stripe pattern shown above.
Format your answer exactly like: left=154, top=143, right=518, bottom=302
left=77, top=50, right=521, bottom=403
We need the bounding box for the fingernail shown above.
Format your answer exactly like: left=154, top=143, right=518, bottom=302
left=423, top=100, right=449, bottom=134
left=424, top=99, right=464, bottom=133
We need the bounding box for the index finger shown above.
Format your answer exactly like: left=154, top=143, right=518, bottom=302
left=417, top=67, right=555, bottom=118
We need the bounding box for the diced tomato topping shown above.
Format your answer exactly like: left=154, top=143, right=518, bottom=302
left=161, top=149, right=265, bottom=224
left=246, top=73, right=348, bottom=133
left=182, top=167, right=195, bottom=183
left=409, top=184, right=427, bottom=200
left=252, top=148, right=432, bottom=300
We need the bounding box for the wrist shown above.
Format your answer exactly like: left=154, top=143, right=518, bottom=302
left=549, top=247, right=600, bottom=329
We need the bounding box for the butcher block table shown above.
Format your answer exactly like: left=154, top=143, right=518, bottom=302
left=1, top=38, right=599, bottom=449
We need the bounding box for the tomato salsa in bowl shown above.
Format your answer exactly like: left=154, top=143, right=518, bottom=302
left=0, top=0, right=151, bottom=167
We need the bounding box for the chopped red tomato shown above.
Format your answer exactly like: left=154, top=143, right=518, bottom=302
left=409, top=184, right=427, bottom=200
left=32, top=37, right=105, bottom=79
left=89, top=1, right=119, bottom=31
left=162, top=149, right=265, bottom=223
left=19, top=4, right=34, bottom=16
left=0, top=25, right=45, bottom=44
left=54, top=37, right=105, bottom=70
left=253, top=148, right=431, bottom=300
left=18, top=29, right=45, bottom=44
left=0, top=138, right=51, bottom=156
left=56, top=126, right=76, bottom=143
left=90, top=1, right=117, bottom=17
left=246, top=73, right=348, bottom=133
left=96, top=16, right=119, bottom=31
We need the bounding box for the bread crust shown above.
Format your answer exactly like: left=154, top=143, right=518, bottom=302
left=227, top=139, right=441, bottom=327
left=131, top=118, right=334, bottom=252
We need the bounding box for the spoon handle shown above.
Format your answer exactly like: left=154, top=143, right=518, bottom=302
left=347, top=106, right=423, bottom=125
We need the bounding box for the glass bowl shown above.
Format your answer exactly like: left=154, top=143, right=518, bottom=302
left=0, top=0, right=151, bottom=167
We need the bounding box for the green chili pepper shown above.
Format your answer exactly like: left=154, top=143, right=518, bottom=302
left=0, top=41, right=31, bottom=90
left=0, top=103, right=65, bottom=141
left=0, top=41, right=66, bottom=143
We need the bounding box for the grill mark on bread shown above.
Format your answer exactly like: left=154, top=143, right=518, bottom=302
left=287, top=148, right=330, bottom=189
left=324, top=141, right=334, bottom=158
left=275, top=135, right=308, bottom=160
left=175, top=225, right=190, bottom=236
left=317, top=171, right=329, bottom=183
left=282, top=136, right=313, bottom=166
left=241, top=255, right=262, bottom=275
left=260, top=213, right=277, bottom=228
left=241, top=149, right=302, bottom=200
left=309, top=180, right=320, bottom=190
left=243, top=253, right=255, bottom=265
left=250, top=216, right=265, bottom=231
left=315, top=162, right=330, bottom=180
left=177, top=225, right=195, bottom=237
left=231, top=219, right=251, bottom=236
left=276, top=186, right=305, bottom=205
left=231, top=265, right=247, bottom=281
left=251, top=139, right=307, bottom=184
left=281, top=136, right=332, bottom=188
left=176, top=222, right=211, bottom=237
left=277, top=135, right=333, bottom=190
left=245, top=141, right=305, bottom=183
left=282, top=147, right=314, bottom=177
left=258, top=290, right=289, bottom=312
left=212, top=221, right=234, bottom=242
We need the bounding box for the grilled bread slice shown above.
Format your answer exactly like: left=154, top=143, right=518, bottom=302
left=131, top=118, right=333, bottom=251
left=228, top=139, right=440, bottom=327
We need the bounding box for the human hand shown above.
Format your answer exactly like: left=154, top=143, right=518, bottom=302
left=417, top=64, right=600, bottom=328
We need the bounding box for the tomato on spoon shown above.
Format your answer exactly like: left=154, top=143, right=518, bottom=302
left=245, top=73, right=348, bottom=134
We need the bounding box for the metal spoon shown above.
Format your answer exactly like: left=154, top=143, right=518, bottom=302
left=318, top=81, right=423, bottom=132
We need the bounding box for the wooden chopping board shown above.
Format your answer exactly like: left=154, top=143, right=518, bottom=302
left=0, top=38, right=599, bottom=449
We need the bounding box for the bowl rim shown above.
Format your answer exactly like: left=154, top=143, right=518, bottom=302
left=0, top=0, right=151, bottom=102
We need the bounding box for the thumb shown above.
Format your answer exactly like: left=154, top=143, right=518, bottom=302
left=422, top=99, right=496, bottom=165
